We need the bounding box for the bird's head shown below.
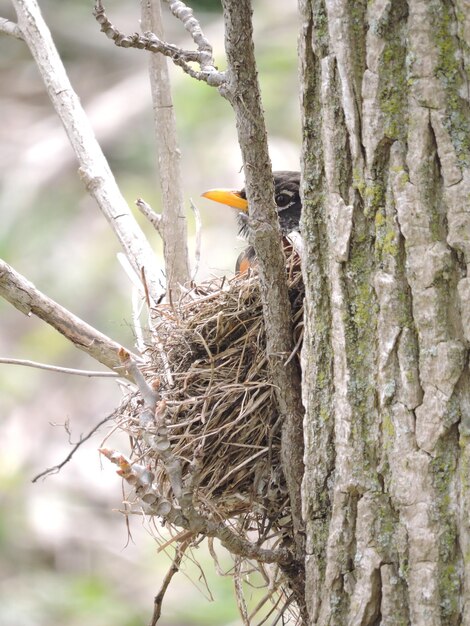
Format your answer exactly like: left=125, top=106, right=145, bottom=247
left=202, top=170, right=301, bottom=238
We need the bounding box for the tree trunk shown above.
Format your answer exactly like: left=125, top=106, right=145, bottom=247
left=299, top=0, right=470, bottom=623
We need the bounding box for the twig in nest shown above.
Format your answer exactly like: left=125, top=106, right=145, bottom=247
left=270, top=595, right=295, bottom=626
left=234, top=556, right=250, bottom=626
left=32, top=412, right=114, bottom=483
left=156, top=529, right=195, bottom=553
left=249, top=584, right=282, bottom=624
left=253, top=591, right=286, bottom=626
left=208, top=537, right=227, bottom=576
left=149, top=539, right=189, bottom=626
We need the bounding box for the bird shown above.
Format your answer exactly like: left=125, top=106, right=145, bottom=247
left=202, top=171, right=301, bottom=274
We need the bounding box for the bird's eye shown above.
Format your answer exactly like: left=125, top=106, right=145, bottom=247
left=275, top=193, right=291, bottom=208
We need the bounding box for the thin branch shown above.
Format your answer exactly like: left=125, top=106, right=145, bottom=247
left=131, top=287, right=146, bottom=355
left=189, top=198, right=202, bottom=281
left=0, top=259, right=137, bottom=379
left=32, top=412, right=114, bottom=482
left=93, top=1, right=225, bottom=87
left=234, top=557, right=250, bottom=626
left=136, top=198, right=163, bottom=236
left=12, top=0, right=161, bottom=305
left=149, top=540, right=189, bottom=626
left=0, top=358, right=119, bottom=377
left=164, top=0, right=214, bottom=61
left=220, top=0, right=305, bottom=562
left=249, top=585, right=282, bottom=624
left=142, top=0, right=190, bottom=301
left=117, top=252, right=146, bottom=297
left=0, top=16, right=23, bottom=39
left=119, top=348, right=159, bottom=408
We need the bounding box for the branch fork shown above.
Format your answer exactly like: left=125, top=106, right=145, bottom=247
left=93, top=0, right=225, bottom=86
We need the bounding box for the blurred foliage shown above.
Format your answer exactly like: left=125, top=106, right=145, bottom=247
left=0, top=0, right=299, bottom=624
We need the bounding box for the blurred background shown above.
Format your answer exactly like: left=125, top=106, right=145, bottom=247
left=0, top=0, right=300, bottom=624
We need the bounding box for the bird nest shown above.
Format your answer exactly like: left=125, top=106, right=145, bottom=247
left=103, top=253, right=304, bottom=621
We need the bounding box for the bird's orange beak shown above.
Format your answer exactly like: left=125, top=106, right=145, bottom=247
left=201, top=188, right=249, bottom=212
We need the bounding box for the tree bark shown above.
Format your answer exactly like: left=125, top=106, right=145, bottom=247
left=299, top=0, right=470, bottom=623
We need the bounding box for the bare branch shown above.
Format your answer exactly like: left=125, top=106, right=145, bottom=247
left=149, top=540, right=188, bottom=626
left=189, top=198, right=202, bottom=281
left=220, top=0, right=305, bottom=562
left=163, top=0, right=215, bottom=65
left=93, top=1, right=225, bottom=87
left=0, top=358, right=119, bottom=378
left=0, top=16, right=23, bottom=39
left=234, top=557, right=250, bottom=626
left=32, top=412, right=114, bottom=482
left=0, top=259, right=137, bottom=378
left=136, top=198, right=163, bottom=236
left=142, top=0, right=190, bottom=301
left=119, top=348, right=160, bottom=409
left=11, top=0, right=161, bottom=304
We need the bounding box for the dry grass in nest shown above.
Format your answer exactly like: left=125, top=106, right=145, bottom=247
left=148, top=259, right=301, bottom=516
left=110, top=253, right=304, bottom=622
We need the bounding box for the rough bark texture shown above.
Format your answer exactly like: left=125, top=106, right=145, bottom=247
left=299, top=0, right=470, bottom=623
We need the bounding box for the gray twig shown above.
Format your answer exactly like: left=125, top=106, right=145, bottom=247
left=142, top=0, right=190, bottom=302
left=136, top=198, right=163, bottom=236
left=164, top=0, right=215, bottom=66
left=0, top=16, right=23, bottom=39
left=93, top=1, right=225, bottom=86
left=149, top=540, right=189, bottom=625
left=0, top=358, right=119, bottom=378
left=32, top=412, right=114, bottom=482
left=189, top=198, right=202, bottom=281
left=119, top=348, right=159, bottom=408
left=0, top=259, right=137, bottom=379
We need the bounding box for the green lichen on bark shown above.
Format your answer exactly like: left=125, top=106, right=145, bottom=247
left=416, top=135, right=446, bottom=243
left=349, top=0, right=368, bottom=95
left=374, top=494, right=399, bottom=559
left=311, top=0, right=329, bottom=58
left=377, top=0, right=409, bottom=141
left=375, top=203, right=399, bottom=262
left=431, top=1, right=470, bottom=167
left=300, top=5, right=335, bottom=593
left=344, top=210, right=380, bottom=479
left=364, top=181, right=385, bottom=217
left=381, top=411, right=395, bottom=447
left=431, top=431, right=461, bottom=623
